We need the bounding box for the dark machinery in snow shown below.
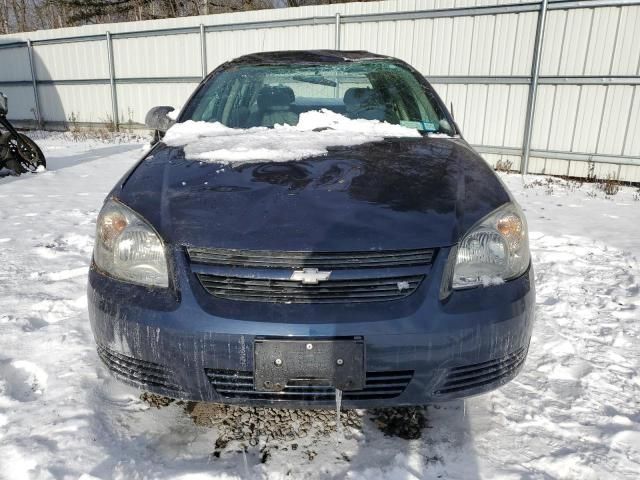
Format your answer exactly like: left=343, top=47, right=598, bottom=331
left=0, top=92, right=46, bottom=175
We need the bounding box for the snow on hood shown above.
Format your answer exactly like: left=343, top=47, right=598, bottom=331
left=162, top=109, right=421, bottom=164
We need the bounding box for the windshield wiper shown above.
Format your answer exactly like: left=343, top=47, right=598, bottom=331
left=292, top=75, right=337, bottom=87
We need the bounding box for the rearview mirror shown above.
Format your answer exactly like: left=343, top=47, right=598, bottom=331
left=145, top=106, right=176, bottom=133
left=0, top=93, right=7, bottom=116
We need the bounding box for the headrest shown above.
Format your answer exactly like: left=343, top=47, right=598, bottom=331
left=343, top=88, right=380, bottom=108
left=257, top=86, right=295, bottom=111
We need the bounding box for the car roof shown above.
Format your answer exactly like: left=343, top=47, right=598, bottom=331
left=224, top=50, right=393, bottom=67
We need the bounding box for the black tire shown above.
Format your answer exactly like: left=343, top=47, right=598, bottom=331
left=0, top=132, right=46, bottom=172
left=0, top=132, right=10, bottom=161
left=0, top=132, right=20, bottom=174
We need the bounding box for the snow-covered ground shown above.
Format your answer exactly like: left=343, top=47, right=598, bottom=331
left=0, top=133, right=639, bottom=480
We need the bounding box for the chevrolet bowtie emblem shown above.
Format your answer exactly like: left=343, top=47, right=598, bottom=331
left=290, top=268, right=332, bottom=285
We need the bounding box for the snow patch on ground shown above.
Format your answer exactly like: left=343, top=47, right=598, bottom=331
left=0, top=136, right=639, bottom=479
left=163, top=109, right=421, bottom=164
left=0, top=360, right=48, bottom=402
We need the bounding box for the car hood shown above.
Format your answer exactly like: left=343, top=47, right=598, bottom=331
left=115, top=137, right=511, bottom=251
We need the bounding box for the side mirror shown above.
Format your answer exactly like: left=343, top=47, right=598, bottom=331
left=145, top=106, right=176, bottom=133
left=0, top=93, right=7, bottom=116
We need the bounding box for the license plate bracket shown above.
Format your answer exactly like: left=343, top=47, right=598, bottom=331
left=254, top=339, right=365, bottom=392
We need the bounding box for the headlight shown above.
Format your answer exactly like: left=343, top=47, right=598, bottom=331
left=452, top=202, right=530, bottom=290
left=93, top=199, right=168, bottom=288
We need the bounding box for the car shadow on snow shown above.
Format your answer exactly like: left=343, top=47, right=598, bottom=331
left=83, top=376, right=231, bottom=479
left=330, top=401, right=482, bottom=479
left=84, top=370, right=483, bottom=480
left=42, top=143, right=143, bottom=173
left=0, top=143, right=142, bottom=186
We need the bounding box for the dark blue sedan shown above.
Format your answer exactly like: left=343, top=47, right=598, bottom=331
left=88, top=50, right=535, bottom=408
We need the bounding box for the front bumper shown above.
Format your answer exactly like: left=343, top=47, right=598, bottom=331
left=88, top=246, right=535, bottom=408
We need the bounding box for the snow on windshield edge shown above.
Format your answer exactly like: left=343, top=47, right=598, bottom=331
left=162, top=109, right=422, bottom=164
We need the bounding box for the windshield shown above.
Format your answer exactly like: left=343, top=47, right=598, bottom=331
left=181, top=61, right=455, bottom=134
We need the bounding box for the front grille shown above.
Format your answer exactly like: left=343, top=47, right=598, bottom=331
left=188, top=247, right=435, bottom=269
left=196, top=274, right=423, bottom=303
left=206, top=369, right=413, bottom=401
left=97, top=345, right=181, bottom=392
left=434, top=347, right=527, bottom=395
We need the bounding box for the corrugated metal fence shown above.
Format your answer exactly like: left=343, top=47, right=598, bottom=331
left=0, top=0, right=639, bottom=180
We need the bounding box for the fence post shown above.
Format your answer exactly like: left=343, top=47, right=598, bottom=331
left=200, top=24, right=207, bottom=79
left=26, top=39, right=42, bottom=129
left=335, top=13, right=341, bottom=50
left=521, top=0, right=549, bottom=174
left=106, top=31, right=119, bottom=131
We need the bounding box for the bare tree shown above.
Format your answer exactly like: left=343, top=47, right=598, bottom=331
left=283, top=0, right=377, bottom=5
left=0, top=0, right=10, bottom=34
left=0, top=0, right=378, bottom=33
left=10, top=0, right=27, bottom=31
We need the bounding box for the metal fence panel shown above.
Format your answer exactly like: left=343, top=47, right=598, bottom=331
left=206, top=24, right=334, bottom=70
left=462, top=84, right=490, bottom=144
left=0, top=85, right=36, bottom=118
left=597, top=85, right=635, bottom=154
left=0, top=46, right=31, bottom=81
left=389, top=19, right=415, bottom=63
left=340, top=21, right=381, bottom=53
left=583, top=7, right=620, bottom=75
left=113, top=34, right=201, bottom=78
left=483, top=84, right=512, bottom=146
left=504, top=85, right=530, bottom=147
left=530, top=84, right=555, bottom=149
left=469, top=15, right=495, bottom=75
left=408, top=19, right=432, bottom=72
left=546, top=85, right=581, bottom=151
left=610, top=6, right=640, bottom=75
left=39, top=84, right=112, bottom=124
left=624, top=90, right=640, bottom=155
left=429, top=18, right=455, bottom=74
left=450, top=17, right=475, bottom=74
left=572, top=85, right=608, bottom=153
left=490, top=14, right=519, bottom=74
left=539, top=10, right=566, bottom=75
left=557, top=8, right=594, bottom=75
left=33, top=41, right=109, bottom=80
left=115, top=83, right=200, bottom=124
left=512, top=12, right=538, bottom=75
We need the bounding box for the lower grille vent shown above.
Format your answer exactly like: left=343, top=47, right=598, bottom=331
left=435, top=347, right=527, bottom=395
left=205, top=369, right=413, bottom=401
left=97, top=345, right=181, bottom=392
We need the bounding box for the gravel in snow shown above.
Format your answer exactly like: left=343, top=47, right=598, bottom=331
left=0, top=132, right=639, bottom=479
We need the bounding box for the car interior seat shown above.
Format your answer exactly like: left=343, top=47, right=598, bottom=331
left=256, top=86, right=299, bottom=127
left=343, top=87, right=387, bottom=121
